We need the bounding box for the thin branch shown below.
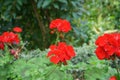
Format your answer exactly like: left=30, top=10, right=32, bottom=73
left=31, top=0, right=46, bottom=48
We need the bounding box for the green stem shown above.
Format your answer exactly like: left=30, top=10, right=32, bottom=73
left=45, top=65, right=58, bottom=78
left=114, top=57, right=120, bottom=76
left=55, top=32, right=60, bottom=44
left=6, top=43, right=14, bottom=49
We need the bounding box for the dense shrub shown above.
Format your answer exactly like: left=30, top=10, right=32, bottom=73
left=0, top=40, right=119, bottom=80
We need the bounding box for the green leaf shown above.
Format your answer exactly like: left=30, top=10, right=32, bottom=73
left=3, top=1, right=12, bottom=6
left=58, top=0, right=67, bottom=4
left=53, top=4, right=59, bottom=9
left=37, top=0, right=43, bottom=8
left=71, top=1, right=77, bottom=7
left=72, top=13, right=79, bottom=19
left=85, top=67, right=109, bottom=80
left=42, top=0, right=52, bottom=8
left=17, top=0, right=23, bottom=6
left=16, top=4, right=21, bottom=11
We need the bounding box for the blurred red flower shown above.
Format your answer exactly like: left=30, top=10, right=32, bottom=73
left=109, top=76, right=117, bottom=80
left=95, top=33, right=120, bottom=60
left=47, top=42, right=75, bottom=65
left=0, top=32, right=20, bottom=50
left=2, top=32, right=20, bottom=44
left=49, top=19, right=71, bottom=33
left=13, top=27, right=22, bottom=33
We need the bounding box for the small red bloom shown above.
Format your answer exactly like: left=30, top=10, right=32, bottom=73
left=109, top=76, right=117, bottom=80
left=50, top=19, right=62, bottom=29
left=0, top=32, right=20, bottom=50
left=47, top=42, right=75, bottom=65
left=49, top=19, right=71, bottom=33
left=2, top=32, right=20, bottom=44
left=10, top=49, right=16, bottom=55
left=57, top=20, right=71, bottom=33
left=13, top=27, right=22, bottom=33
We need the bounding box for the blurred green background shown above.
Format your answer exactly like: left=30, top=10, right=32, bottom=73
left=0, top=0, right=120, bottom=50
left=0, top=0, right=120, bottom=80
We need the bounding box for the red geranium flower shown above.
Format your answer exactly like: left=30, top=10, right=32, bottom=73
left=0, top=31, right=20, bottom=51
left=50, top=19, right=62, bottom=29
left=47, top=42, right=76, bottom=65
left=49, top=19, right=71, bottom=33
left=109, top=76, right=117, bottom=80
left=13, top=27, right=22, bottom=33
left=95, top=33, right=120, bottom=60
left=2, top=32, right=20, bottom=44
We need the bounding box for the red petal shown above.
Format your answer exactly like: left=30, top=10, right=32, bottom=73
left=67, top=46, right=76, bottom=57
left=47, top=51, right=53, bottom=57
left=50, top=56, right=60, bottom=64
left=13, top=27, right=22, bottom=33
left=49, top=45, right=56, bottom=50
left=49, top=19, right=62, bottom=29
left=95, top=47, right=106, bottom=60
left=109, top=76, right=117, bottom=80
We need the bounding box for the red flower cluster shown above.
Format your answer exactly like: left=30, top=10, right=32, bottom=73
left=95, top=33, right=120, bottom=60
left=49, top=19, right=71, bottom=33
left=47, top=42, right=76, bottom=65
left=109, top=76, right=117, bottom=80
left=13, top=27, right=22, bottom=33
left=0, top=32, right=20, bottom=50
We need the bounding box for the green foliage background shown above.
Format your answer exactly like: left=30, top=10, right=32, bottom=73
left=0, top=41, right=117, bottom=80
left=0, top=0, right=120, bottom=49
left=0, top=0, right=120, bottom=80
